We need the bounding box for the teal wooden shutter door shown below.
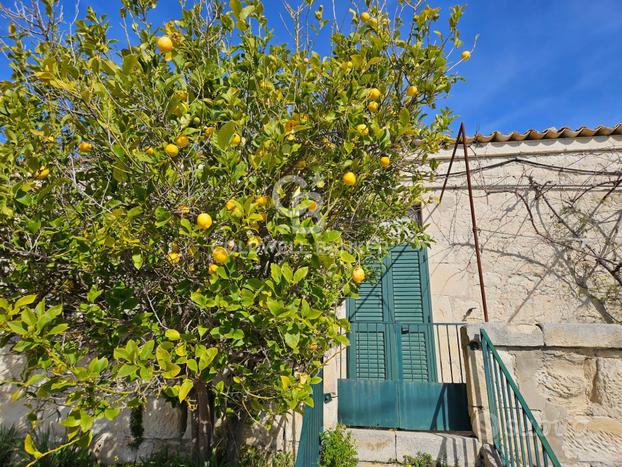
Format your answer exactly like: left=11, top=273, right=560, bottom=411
left=347, top=264, right=388, bottom=380
left=386, top=245, right=435, bottom=383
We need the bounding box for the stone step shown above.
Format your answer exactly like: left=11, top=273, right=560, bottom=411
left=348, top=428, right=482, bottom=467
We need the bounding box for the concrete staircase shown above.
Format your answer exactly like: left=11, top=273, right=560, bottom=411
left=348, top=428, right=482, bottom=466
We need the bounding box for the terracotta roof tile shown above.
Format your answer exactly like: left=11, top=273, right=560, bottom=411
left=470, top=123, right=622, bottom=143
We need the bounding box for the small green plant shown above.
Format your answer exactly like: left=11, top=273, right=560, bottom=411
left=28, top=429, right=95, bottom=467
left=138, top=447, right=198, bottom=466
left=239, top=445, right=293, bottom=466
left=402, top=451, right=450, bottom=467
left=319, top=425, right=357, bottom=467
left=0, top=425, right=22, bottom=465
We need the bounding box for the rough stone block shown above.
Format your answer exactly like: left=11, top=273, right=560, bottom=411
left=541, top=323, right=622, bottom=349
left=465, top=322, right=543, bottom=347
left=395, top=431, right=481, bottom=467
left=562, top=416, right=622, bottom=465
left=347, top=428, right=396, bottom=463
left=592, top=357, right=622, bottom=418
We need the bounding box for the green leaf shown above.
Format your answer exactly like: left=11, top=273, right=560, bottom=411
left=266, top=298, right=285, bottom=316
left=47, top=323, right=69, bottom=335
left=284, top=333, right=300, bottom=350
left=197, top=346, right=218, bottom=371
left=104, top=407, right=121, bottom=420
left=24, top=434, right=41, bottom=458
left=122, top=53, right=139, bottom=74
left=178, top=379, right=193, bottom=402
left=281, top=263, right=293, bottom=283
left=139, top=340, right=155, bottom=360
left=162, top=363, right=181, bottom=379
left=165, top=329, right=181, bottom=341
left=132, top=253, right=143, bottom=270
left=215, top=121, right=236, bottom=150
left=15, top=295, right=36, bottom=310
left=293, top=267, right=308, bottom=284
left=270, top=263, right=282, bottom=283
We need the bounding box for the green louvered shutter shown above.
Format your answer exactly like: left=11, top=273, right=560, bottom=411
left=347, top=245, right=434, bottom=382
left=386, top=245, right=435, bottom=382
left=347, top=264, right=389, bottom=380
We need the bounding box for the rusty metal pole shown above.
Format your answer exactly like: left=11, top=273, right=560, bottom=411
left=460, top=122, right=490, bottom=322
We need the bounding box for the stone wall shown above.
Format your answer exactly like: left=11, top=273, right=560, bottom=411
left=463, top=322, right=622, bottom=467
left=0, top=345, right=299, bottom=463
left=425, top=135, right=622, bottom=325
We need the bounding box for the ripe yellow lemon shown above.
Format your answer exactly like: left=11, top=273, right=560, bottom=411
left=356, top=124, right=369, bottom=136
left=196, top=213, right=212, bottom=229
left=367, top=88, right=381, bottom=101
left=352, top=266, right=366, bottom=283
left=167, top=252, right=181, bottom=264
left=360, top=12, right=371, bottom=23
left=145, top=146, right=155, bottom=155
left=204, top=126, right=215, bottom=138
left=367, top=101, right=379, bottom=112
left=157, top=36, right=173, bottom=53
left=165, top=144, right=179, bottom=157
left=35, top=167, right=50, bottom=179
left=380, top=156, right=391, bottom=168
left=176, top=135, right=189, bottom=148
left=308, top=200, right=318, bottom=212
left=406, top=85, right=418, bottom=97
left=225, top=199, right=236, bottom=210
left=208, top=264, right=219, bottom=274
left=260, top=212, right=268, bottom=222
left=78, top=141, right=93, bottom=153
left=231, top=133, right=241, bottom=146
left=256, top=195, right=268, bottom=207
left=212, top=246, right=228, bottom=264
left=343, top=172, right=357, bottom=186
left=461, top=50, right=471, bottom=61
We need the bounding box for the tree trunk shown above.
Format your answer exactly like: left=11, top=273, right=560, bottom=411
left=224, top=411, right=246, bottom=466
left=191, top=381, right=215, bottom=463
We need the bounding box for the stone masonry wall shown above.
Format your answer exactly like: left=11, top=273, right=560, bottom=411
left=463, top=322, right=622, bottom=467
left=425, top=135, right=622, bottom=325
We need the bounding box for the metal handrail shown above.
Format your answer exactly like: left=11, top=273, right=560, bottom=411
left=481, top=329, right=561, bottom=467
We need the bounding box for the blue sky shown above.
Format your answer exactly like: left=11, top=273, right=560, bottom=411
left=1, top=0, right=621, bottom=136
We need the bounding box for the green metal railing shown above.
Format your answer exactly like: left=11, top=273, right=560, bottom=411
left=481, top=329, right=561, bottom=467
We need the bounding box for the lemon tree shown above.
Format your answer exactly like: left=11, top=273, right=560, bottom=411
left=0, top=0, right=468, bottom=462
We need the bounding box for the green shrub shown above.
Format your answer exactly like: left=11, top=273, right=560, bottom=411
left=138, top=447, right=198, bottom=466
left=402, top=451, right=450, bottom=467
left=239, top=445, right=293, bottom=467
left=0, top=425, right=22, bottom=466
left=319, top=425, right=357, bottom=467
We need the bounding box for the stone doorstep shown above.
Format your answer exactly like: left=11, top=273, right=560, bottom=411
left=348, top=429, right=482, bottom=467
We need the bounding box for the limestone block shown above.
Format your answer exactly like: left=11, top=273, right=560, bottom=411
left=395, top=432, right=481, bottom=467
left=347, top=428, right=395, bottom=463
left=561, top=416, right=622, bottom=465
left=464, top=323, right=543, bottom=347
left=542, top=323, right=622, bottom=349
left=142, top=398, right=186, bottom=439
left=591, top=357, right=622, bottom=419
left=535, top=351, right=591, bottom=409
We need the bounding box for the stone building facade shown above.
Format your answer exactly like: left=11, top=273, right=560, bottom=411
left=1, top=126, right=622, bottom=465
